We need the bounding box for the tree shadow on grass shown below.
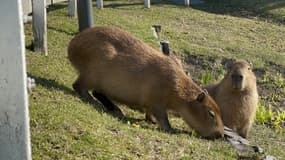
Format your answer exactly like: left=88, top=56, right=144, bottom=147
left=98, top=2, right=144, bottom=8
left=28, top=74, right=111, bottom=113
left=47, top=3, right=68, bottom=13
left=192, top=0, right=285, bottom=25
left=93, top=0, right=178, bottom=9
left=28, top=74, right=76, bottom=96
left=47, top=26, right=78, bottom=36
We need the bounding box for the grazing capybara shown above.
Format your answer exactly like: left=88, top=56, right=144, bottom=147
left=68, top=26, right=224, bottom=138
left=204, top=59, right=258, bottom=138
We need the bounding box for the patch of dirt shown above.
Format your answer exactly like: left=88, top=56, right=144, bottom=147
left=181, top=54, right=225, bottom=83
left=266, top=61, right=285, bottom=75
left=177, top=53, right=285, bottom=111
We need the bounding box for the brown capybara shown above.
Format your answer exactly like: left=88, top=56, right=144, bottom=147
left=68, top=26, right=224, bottom=138
left=204, top=59, right=258, bottom=138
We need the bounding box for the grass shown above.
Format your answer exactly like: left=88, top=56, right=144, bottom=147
left=25, top=0, right=285, bottom=159
left=256, top=102, right=285, bottom=132
left=200, top=69, right=213, bottom=85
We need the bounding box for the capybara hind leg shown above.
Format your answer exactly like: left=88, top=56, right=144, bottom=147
left=72, top=78, right=97, bottom=105
left=92, top=90, right=124, bottom=116
left=145, top=112, right=156, bottom=124
left=151, top=108, right=174, bottom=133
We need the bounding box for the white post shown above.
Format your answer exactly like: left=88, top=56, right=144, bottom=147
left=68, top=0, right=77, bottom=17
left=184, top=0, right=190, bottom=6
left=0, top=0, right=31, bottom=160
left=22, top=0, right=32, bottom=15
left=97, top=0, right=103, bottom=9
left=144, top=0, right=150, bottom=8
left=32, top=0, right=48, bottom=55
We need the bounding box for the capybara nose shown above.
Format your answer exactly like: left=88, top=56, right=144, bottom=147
left=231, top=74, right=243, bottom=81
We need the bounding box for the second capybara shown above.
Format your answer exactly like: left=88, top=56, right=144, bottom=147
left=204, top=59, right=258, bottom=138
left=68, top=26, right=224, bottom=138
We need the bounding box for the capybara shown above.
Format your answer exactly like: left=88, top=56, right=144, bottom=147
left=204, top=59, right=258, bottom=138
left=68, top=26, right=224, bottom=138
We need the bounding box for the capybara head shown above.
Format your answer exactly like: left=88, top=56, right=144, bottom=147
left=180, top=91, right=224, bottom=139
left=224, top=59, right=256, bottom=91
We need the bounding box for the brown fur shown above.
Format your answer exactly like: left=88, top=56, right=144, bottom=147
left=204, top=59, right=258, bottom=138
left=68, top=26, right=224, bottom=138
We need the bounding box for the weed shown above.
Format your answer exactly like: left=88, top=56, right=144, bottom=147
left=274, top=72, right=284, bottom=88
left=255, top=102, right=274, bottom=125
left=200, top=69, right=213, bottom=85
left=261, top=72, right=285, bottom=90
left=261, top=72, right=271, bottom=84
left=215, top=65, right=225, bottom=81
left=255, top=102, right=285, bottom=132
left=273, top=111, right=285, bottom=133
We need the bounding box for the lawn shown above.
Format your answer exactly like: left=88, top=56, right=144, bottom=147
left=25, top=0, right=285, bottom=159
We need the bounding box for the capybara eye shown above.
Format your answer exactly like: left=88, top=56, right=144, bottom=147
left=208, top=110, right=215, bottom=118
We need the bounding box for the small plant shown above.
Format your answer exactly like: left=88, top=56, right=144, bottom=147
left=215, top=65, right=225, bottom=81
left=255, top=103, right=274, bottom=125
left=261, top=72, right=274, bottom=89
left=255, top=102, right=285, bottom=132
left=273, top=111, right=285, bottom=132
left=262, top=72, right=284, bottom=89
left=261, top=72, right=270, bottom=84
left=273, top=72, right=284, bottom=88
left=268, top=91, right=282, bottom=104
left=200, top=69, right=213, bottom=85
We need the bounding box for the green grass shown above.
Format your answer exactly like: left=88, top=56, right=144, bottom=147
left=200, top=69, right=213, bottom=85
left=25, top=0, right=285, bottom=159
left=256, top=102, right=285, bottom=132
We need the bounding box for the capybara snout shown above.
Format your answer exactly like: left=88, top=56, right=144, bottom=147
left=231, top=74, right=243, bottom=82
left=231, top=73, right=244, bottom=90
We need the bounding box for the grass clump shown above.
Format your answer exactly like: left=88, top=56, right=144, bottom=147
left=255, top=103, right=275, bottom=125
left=256, top=102, right=285, bottom=132
left=200, top=69, right=213, bottom=85
left=262, top=72, right=284, bottom=89
left=199, top=65, right=225, bottom=85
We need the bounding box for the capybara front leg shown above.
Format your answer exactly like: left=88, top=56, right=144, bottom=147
left=145, top=111, right=156, bottom=124
left=151, top=108, right=174, bottom=133
left=92, top=90, right=124, bottom=116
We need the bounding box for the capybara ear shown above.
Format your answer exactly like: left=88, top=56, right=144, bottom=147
left=224, top=58, right=236, bottom=70
left=246, top=60, right=253, bottom=69
left=197, top=92, right=206, bottom=102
